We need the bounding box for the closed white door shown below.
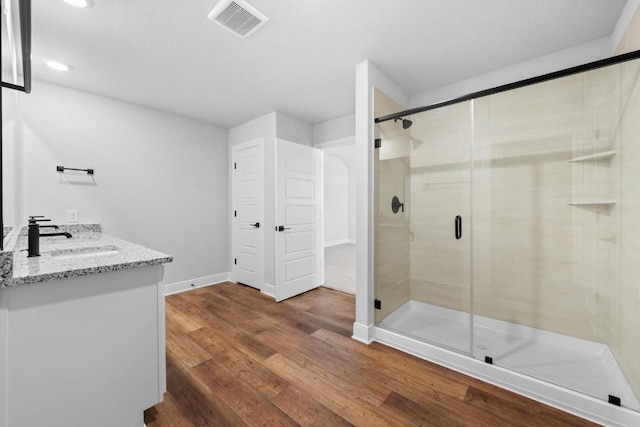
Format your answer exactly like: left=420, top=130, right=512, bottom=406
left=232, top=139, right=264, bottom=290
left=275, top=139, right=323, bottom=301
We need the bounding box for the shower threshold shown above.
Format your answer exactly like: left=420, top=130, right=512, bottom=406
left=379, top=300, right=640, bottom=412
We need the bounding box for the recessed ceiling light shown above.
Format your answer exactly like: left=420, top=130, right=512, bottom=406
left=43, top=59, right=72, bottom=72
left=63, top=0, right=92, bottom=8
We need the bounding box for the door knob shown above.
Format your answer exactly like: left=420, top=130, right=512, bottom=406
left=251, top=222, right=260, bottom=228
left=277, top=225, right=291, bottom=232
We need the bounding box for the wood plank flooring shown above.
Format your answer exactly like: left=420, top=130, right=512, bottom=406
left=144, top=282, right=599, bottom=427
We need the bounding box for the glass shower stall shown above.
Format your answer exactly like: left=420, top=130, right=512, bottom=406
left=373, top=51, right=640, bottom=414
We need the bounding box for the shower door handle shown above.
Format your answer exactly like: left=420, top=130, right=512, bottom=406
left=455, top=215, right=462, bottom=240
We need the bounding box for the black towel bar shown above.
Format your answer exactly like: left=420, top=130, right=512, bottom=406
left=56, top=166, right=94, bottom=175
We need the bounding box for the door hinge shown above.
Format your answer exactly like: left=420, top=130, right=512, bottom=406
left=234, top=162, right=237, bottom=169
left=234, top=258, right=237, bottom=265
left=234, top=210, right=237, bottom=217
left=374, top=138, right=382, bottom=149
left=374, top=299, right=382, bottom=310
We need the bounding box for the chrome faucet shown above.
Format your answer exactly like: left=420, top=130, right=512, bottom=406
left=28, top=216, right=72, bottom=257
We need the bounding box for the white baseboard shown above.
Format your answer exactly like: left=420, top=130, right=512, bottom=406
left=261, top=283, right=276, bottom=299
left=352, top=322, right=374, bottom=344
left=164, top=272, right=231, bottom=296
left=324, top=239, right=356, bottom=248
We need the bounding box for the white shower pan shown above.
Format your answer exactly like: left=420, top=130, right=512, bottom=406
left=376, top=300, right=640, bottom=426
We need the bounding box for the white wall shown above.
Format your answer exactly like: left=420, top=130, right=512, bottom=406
left=312, top=115, right=358, bottom=244
left=228, top=112, right=276, bottom=146
left=313, top=114, right=355, bottom=145
left=348, top=163, right=356, bottom=242
left=1, top=80, right=229, bottom=286
left=611, top=0, right=640, bottom=52
left=323, top=144, right=357, bottom=244
left=323, top=155, right=348, bottom=246
left=2, top=94, right=19, bottom=226
left=277, top=112, right=313, bottom=146
left=409, top=37, right=613, bottom=109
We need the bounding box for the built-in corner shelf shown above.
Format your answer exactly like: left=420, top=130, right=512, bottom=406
left=568, top=200, right=617, bottom=206
left=568, top=150, right=617, bottom=163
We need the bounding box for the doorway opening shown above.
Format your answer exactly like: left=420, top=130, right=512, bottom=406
left=323, top=144, right=356, bottom=294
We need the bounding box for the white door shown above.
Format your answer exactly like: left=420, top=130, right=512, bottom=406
left=275, top=139, right=323, bottom=301
left=232, top=139, right=264, bottom=290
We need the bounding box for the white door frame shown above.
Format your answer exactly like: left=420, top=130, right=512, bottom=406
left=231, top=139, right=265, bottom=290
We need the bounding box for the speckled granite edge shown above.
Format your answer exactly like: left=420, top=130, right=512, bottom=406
left=1, top=227, right=19, bottom=283
left=0, top=251, right=12, bottom=281
left=6, top=256, right=173, bottom=287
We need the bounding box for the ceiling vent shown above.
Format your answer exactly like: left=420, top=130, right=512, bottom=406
left=208, top=0, right=269, bottom=39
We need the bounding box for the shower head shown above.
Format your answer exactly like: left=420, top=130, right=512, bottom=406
left=394, top=117, right=413, bottom=129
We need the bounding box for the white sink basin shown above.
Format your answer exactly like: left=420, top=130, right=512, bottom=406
left=51, top=245, right=119, bottom=260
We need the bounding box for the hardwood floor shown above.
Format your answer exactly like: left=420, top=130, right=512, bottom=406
left=144, top=282, right=599, bottom=427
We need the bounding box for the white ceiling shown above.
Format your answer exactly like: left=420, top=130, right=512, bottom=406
left=30, top=0, right=627, bottom=128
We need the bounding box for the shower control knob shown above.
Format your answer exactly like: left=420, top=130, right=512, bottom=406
left=391, top=196, right=404, bottom=214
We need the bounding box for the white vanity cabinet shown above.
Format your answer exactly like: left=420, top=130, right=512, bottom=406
left=0, top=265, right=166, bottom=427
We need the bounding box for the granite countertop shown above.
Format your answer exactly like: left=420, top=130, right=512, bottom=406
left=1, top=224, right=172, bottom=288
